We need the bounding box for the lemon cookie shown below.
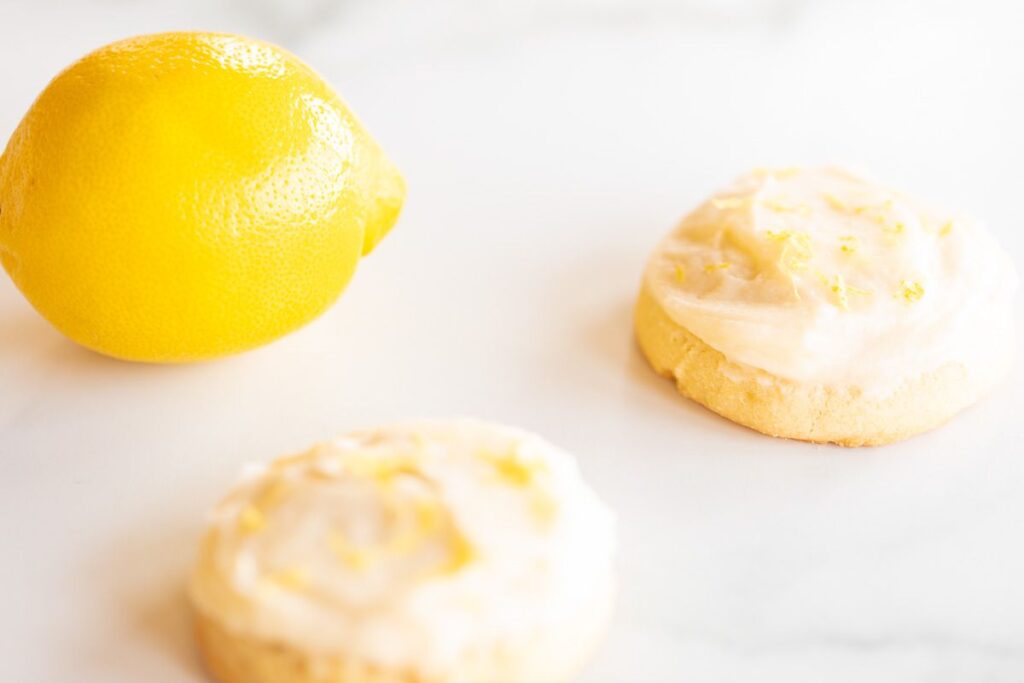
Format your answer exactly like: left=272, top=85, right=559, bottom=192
left=636, top=167, right=1017, bottom=446
left=189, top=419, right=616, bottom=683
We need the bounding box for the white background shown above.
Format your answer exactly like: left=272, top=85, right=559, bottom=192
left=1, top=0, right=1023, bottom=681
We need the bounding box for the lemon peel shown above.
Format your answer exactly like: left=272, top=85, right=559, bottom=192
left=896, top=279, right=925, bottom=303
left=0, top=32, right=406, bottom=362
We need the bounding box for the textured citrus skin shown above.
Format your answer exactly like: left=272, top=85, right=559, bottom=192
left=0, top=32, right=404, bottom=362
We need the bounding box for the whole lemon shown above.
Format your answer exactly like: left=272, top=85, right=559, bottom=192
left=0, top=32, right=404, bottom=362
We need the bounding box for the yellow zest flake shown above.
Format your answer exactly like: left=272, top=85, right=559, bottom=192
left=823, top=193, right=848, bottom=211
left=877, top=217, right=905, bottom=235
left=853, top=197, right=894, bottom=216
left=895, top=279, right=925, bottom=303
left=265, top=566, right=309, bottom=591
left=329, top=532, right=375, bottom=571
left=761, top=198, right=811, bottom=216
left=237, top=504, right=266, bottom=534
left=766, top=230, right=813, bottom=273
left=815, top=271, right=871, bottom=310
left=386, top=526, right=421, bottom=556
left=252, top=478, right=291, bottom=511
left=416, top=528, right=475, bottom=579
left=939, top=220, right=954, bottom=236
left=828, top=273, right=850, bottom=310
left=440, top=533, right=475, bottom=575
left=866, top=198, right=893, bottom=214
left=673, top=263, right=686, bottom=283
left=342, top=453, right=416, bottom=484
left=711, top=196, right=750, bottom=210
left=493, top=455, right=534, bottom=486
left=754, top=166, right=801, bottom=179
left=342, top=550, right=372, bottom=571
left=847, top=283, right=872, bottom=297
left=766, top=229, right=812, bottom=250
left=838, top=235, right=858, bottom=254
left=481, top=447, right=548, bottom=487
left=531, top=491, right=559, bottom=526
left=414, top=498, right=442, bottom=534
left=704, top=261, right=732, bottom=273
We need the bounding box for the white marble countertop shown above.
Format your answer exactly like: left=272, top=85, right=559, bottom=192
left=2, top=0, right=1023, bottom=681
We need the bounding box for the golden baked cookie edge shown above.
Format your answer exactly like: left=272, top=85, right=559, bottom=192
left=633, top=281, right=998, bottom=447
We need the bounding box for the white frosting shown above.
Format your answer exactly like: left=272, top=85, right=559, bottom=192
left=189, top=419, right=616, bottom=678
left=645, top=167, right=1018, bottom=394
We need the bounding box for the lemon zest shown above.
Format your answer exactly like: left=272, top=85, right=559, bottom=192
left=762, top=198, right=811, bottom=216
left=766, top=230, right=813, bottom=273
left=847, top=283, right=873, bottom=296
left=829, top=273, right=850, bottom=310
left=755, top=166, right=801, bottom=179
left=895, top=280, right=925, bottom=303
left=531, top=492, right=559, bottom=526
left=479, top=447, right=547, bottom=487
left=814, top=271, right=872, bottom=310
left=883, top=220, right=905, bottom=235
left=237, top=505, right=266, bottom=534
left=328, top=531, right=375, bottom=571
left=337, top=453, right=416, bottom=484
left=823, top=193, right=848, bottom=211
left=711, top=196, right=749, bottom=210
left=414, top=499, right=442, bottom=534
left=814, top=271, right=845, bottom=310
left=440, top=534, right=475, bottom=575
left=265, top=566, right=309, bottom=591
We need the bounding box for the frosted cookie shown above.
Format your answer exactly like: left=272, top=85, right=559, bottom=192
left=635, top=167, right=1017, bottom=446
left=189, top=419, right=616, bottom=683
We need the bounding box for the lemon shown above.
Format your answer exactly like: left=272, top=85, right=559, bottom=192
left=0, top=32, right=404, bottom=362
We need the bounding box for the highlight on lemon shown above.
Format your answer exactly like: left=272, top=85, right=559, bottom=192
left=0, top=32, right=405, bottom=362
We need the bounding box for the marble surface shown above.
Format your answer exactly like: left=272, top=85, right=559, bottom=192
left=2, top=0, right=1024, bottom=681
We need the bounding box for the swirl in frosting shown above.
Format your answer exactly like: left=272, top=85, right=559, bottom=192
left=189, top=419, right=616, bottom=678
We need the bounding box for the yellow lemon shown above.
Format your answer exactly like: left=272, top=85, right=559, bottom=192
left=0, top=32, right=404, bottom=362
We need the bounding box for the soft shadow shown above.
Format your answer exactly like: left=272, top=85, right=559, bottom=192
left=130, top=575, right=201, bottom=679
left=576, top=285, right=758, bottom=439
left=0, top=300, right=168, bottom=380
left=0, top=293, right=257, bottom=393
left=67, top=513, right=205, bottom=682
left=0, top=305, right=64, bottom=357
left=537, top=240, right=840, bottom=452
